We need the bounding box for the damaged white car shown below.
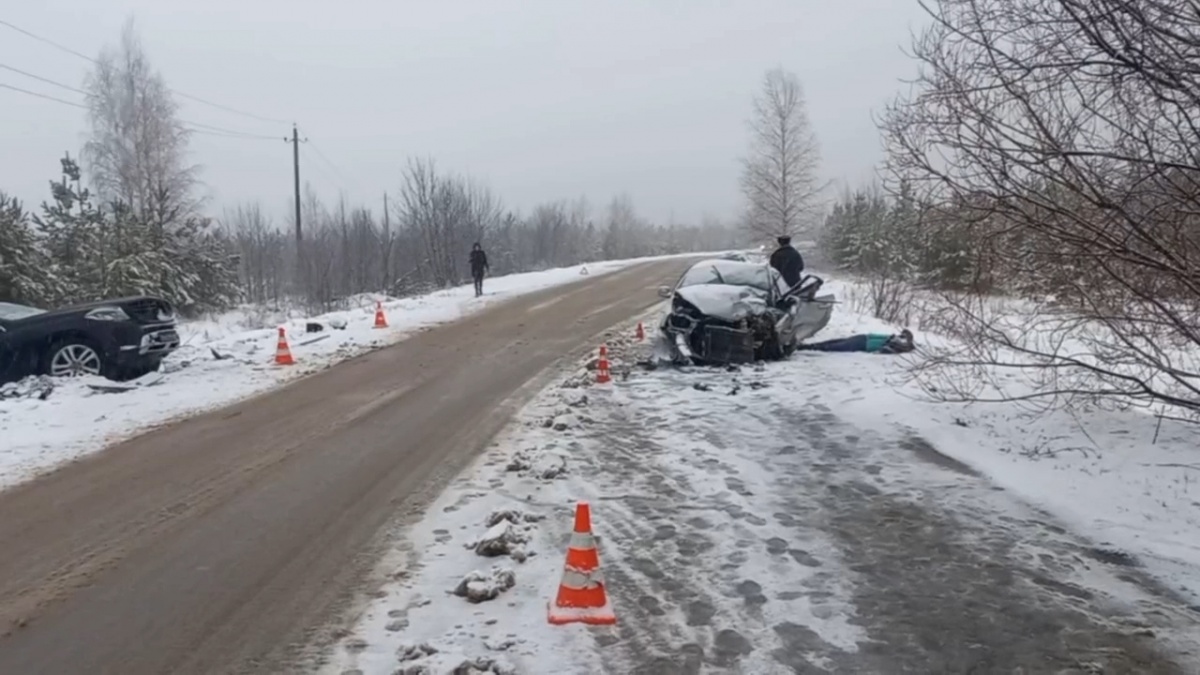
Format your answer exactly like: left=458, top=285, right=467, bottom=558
left=655, top=259, right=835, bottom=366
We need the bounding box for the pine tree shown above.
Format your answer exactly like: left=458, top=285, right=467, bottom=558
left=0, top=193, right=57, bottom=305
left=34, top=155, right=106, bottom=303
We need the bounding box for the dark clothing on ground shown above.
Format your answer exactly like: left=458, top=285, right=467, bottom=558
left=769, top=244, right=805, bottom=288
left=469, top=248, right=489, bottom=297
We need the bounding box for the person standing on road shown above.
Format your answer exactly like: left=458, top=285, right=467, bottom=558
left=769, top=235, right=805, bottom=288
left=469, top=242, right=489, bottom=297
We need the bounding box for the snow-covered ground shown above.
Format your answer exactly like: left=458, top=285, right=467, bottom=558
left=0, top=254, right=711, bottom=492
left=323, top=275, right=1200, bottom=674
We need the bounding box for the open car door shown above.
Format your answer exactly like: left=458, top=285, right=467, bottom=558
left=782, top=275, right=836, bottom=343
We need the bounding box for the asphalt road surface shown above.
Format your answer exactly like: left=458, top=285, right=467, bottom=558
left=0, top=259, right=694, bottom=675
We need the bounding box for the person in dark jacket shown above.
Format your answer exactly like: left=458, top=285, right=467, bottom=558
left=769, top=235, right=805, bottom=288
left=469, top=242, right=489, bottom=297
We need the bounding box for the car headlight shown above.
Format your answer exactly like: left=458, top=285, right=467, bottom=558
left=85, top=306, right=131, bottom=321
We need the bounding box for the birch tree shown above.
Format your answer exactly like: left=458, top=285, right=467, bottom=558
left=740, top=68, right=824, bottom=240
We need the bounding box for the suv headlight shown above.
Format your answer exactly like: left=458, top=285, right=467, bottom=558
left=85, top=306, right=131, bottom=321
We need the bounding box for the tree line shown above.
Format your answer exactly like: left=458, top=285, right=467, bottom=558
left=815, top=0, right=1200, bottom=419
left=0, top=21, right=746, bottom=317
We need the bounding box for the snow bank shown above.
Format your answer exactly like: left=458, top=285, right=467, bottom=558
left=0, top=253, right=722, bottom=491
left=813, top=275, right=1200, bottom=607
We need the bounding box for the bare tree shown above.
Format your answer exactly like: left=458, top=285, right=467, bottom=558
left=881, top=0, right=1200, bottom=419
left=83, top=18, right=199, bottom=231
left=213, top=156, right=745, bottom=316
left=740, top=68, right=824, bottom=240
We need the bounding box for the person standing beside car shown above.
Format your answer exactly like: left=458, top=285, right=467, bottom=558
left=769, top=235, right=805, bottom=288
left=469, top=242, right=489, bottom=297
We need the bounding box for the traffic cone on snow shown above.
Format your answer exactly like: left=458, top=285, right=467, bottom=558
left=595, top=345, right=611, bottom=384
left=373, top=301, right=388, bottom=329
left=635, top=321, right=645, bottom=342
left=548, top=501, right=616, bottom=626
left=274, top=327, right=295, bottom=366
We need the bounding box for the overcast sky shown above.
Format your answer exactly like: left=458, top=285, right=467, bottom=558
left=1, top=0, right=928, bottom=226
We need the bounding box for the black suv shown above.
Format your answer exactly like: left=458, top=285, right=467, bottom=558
left=0, top=296, right=181, bottom=385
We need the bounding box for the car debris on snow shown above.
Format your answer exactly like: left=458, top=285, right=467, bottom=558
left=208, top=346, right=233, bottom=361
left=0, top=375, right=54, bottom=401
left=451, top=566, right=516, bottom=603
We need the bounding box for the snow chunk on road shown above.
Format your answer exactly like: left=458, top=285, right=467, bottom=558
left=471, top=520, right=531, bottom=561
left=452, top=566, right=516, bottom=603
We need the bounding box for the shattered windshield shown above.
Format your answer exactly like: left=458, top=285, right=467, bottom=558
left=678, top=261, right=777, bottom=292
left=0, top=302, right=46, bottom=320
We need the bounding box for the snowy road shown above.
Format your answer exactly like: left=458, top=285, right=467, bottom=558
left=327, top=309, right=1200, bottom=674
left=583, top=366, right=1200, bottom=673
left=0, top=259, right=698, bottom=675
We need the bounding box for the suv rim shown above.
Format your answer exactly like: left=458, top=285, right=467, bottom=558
left=50, top=344, right=102, bottom=377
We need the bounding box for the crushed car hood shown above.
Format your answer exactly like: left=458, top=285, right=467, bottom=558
left=675, top=284, right=769, bottom=322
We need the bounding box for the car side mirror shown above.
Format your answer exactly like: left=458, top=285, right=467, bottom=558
left=657, top=285, right=673, bottom=299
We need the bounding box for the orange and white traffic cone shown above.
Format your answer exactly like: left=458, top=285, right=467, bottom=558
left=635, top=321, right=645, bottom=342
left=595, top=345, right=611, bottom=384
left=373, top=301, right=388, bottom=329
left=548, top=501, right=616, bottom=626
left=274, top=327, right=295, bottom=366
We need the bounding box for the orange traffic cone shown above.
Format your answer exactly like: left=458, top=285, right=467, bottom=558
left=595, top=345, right=611, bottom=384
left=373, top=301, right=388, bottom=329
left=635, top=321, right=645, bottom=342
left=548, top=501, right=616, bottom=626
left=274, top=327, right=295, bottom=366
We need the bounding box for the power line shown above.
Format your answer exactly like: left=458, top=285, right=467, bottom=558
left=0, top=82, right=86, bottom=109
left=0, top=19, right=95, bottom=64
left=0, top=63, right=86, bottom=95
left=0, top=17, right=289, bottom=126
left=183, top=119, right=282, bottom=139
left=300, top=144, right=344, bottom=195
left=0, top=77, right=281, bottom=140
left=0, top=63, right=282, bottom=139
left=300, top=130, right=350, bottom=183
left=173, top=91, right=288, bottom=125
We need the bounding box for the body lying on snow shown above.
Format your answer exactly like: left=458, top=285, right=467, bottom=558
left=797, top=329, right=915, bottom=355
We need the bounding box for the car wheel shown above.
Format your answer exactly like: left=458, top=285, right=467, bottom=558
left=45, top=339, right=104, bottom=378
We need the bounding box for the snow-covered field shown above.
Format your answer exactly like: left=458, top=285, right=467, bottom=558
left=322, top=274, right=1200, bottom=674
left=0, top=254, right=709, bottom=491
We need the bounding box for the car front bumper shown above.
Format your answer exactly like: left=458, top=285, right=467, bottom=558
left=115, top=326, right=180, bottom=361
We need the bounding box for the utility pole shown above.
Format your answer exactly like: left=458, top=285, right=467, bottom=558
left=382, top=192, right=391, bottom=291
left=285, top=124, right=307, bottom=244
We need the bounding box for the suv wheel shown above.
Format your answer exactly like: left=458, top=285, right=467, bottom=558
left=46, top=340, right=104, bottom=378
